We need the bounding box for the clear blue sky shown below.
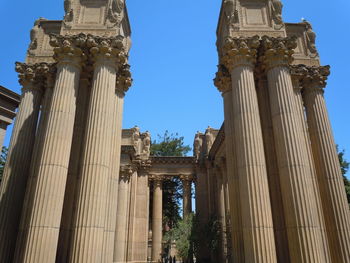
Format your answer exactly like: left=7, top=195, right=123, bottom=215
left=0, top=0, right=349, bottom=175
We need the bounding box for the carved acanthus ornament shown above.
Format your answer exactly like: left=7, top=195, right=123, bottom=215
left=302, top=66, right=330, bottom=92
left=214, top=64, right=231, bottom=94
left=149, top=174, right=164, bottom=184
left=116, top=63, right=132, bottom=94
left=49, top=33, right=87, bottom=67
left=269, top=0, right=284, bottom=30
left=120, top=165, right=134, bottom=182
left=290, top=64, right=308, bottom=90
left=260, top=36, right=297, bottom=70
left=179, top=174, right=195, bottom=183
left=221, top=36, right=260, bottom=70
left=15, top=62, right=56, bottom=92
left=87, top=35, right=127, bottom=68
left=106, top=0, right=125, bottom=28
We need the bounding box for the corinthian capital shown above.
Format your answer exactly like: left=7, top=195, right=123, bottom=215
left=15, top=62, right=55, bottom=91
left=303, top=65, right=330, bottom=91
left=221, top=36, right=260, bottom=70
left=86, top=35, right=127, bottom=68
left=116, top=63, right=132, bottom=94
left=290, top=64, right=308, bottom=88
left=49, top=33, right=86, bottom=66
left=214, top=64, right=231, bottom=94
left=260, top=36, right=297, bottom=70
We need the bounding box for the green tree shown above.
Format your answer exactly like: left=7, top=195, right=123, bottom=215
left=164, top=213, right=196, bottom=263
left=0, top=146, right=8, bottom=185
left=337, top=146, right=350, bottom=204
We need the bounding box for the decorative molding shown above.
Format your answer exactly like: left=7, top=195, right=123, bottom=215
left=260, top=36, right=297, bottom=70
left=214, top=64, right=231, bottom=94
left=221, top=36, right=260, bottom=70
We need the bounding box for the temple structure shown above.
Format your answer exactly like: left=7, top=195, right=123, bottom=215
left=0, top=0, right=349, bottom=262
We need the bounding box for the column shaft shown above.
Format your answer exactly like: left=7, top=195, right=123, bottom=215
left=266, top=65, right=325, bottom=262
left=56, top=76, right=91, bottom=263
left=222, top=90, right=244, bottom=262
left=14, top=58, right=81, bottom=262
left=182, top=179, right=192, bottom=218
left=0, top=75, right=42, bottom=261
left=127, top=171, right=139, bottom=261
left=113, top=171, right=131, bottom=263
left=103, top=90, right=124, bottom=262
left=216, top=170, right=227, bottom=263
left=256, top=78, right=290, bottom=262
left=131, top=172, right=150, bottom=262
left=231, top=64, right=277, bottom=262
left=69, top=58, right=117, bottom=262
left=304, top=82, right=350, bottom=263
left=292, top=78, right=331, bottom=262
left=151, top=179, right=163, bottom=262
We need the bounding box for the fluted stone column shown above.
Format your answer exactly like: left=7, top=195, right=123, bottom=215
left=290, top=66, right=331, bottom=262
left=215, top=166, right=227, bottom=263
left=255, top=73, right=290, bottom=262
left=214, top=64, right=243, bottom=262
left=69, top=36, right=127, bottom=263
left=181, top=175, right=192, bottom=218
left=14, top=68, right=55, bottom=262
left=194, top=167, right=211, bottom=262
left=13, top=34, right=84, bottom=263
left=131, top=169, right=150, bottom=262
left=113, top=167, right=132, bottom=263
left=0, top=63, right=44, bottom=261
left=303, top=66, right=350, bottom=263
left=151, top=176, right=163, bottom=263
left=127, top=171, right=139, bottom=261
left=220, top=36, right=277, bottom=262
left=103, top=64, right=131, bottom=262
left=261, top=36, right=326, bottom=262
left=56, top=72, right=91, bottom=263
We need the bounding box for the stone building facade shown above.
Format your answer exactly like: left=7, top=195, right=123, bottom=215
left=0, top=0, right=349, bottom=262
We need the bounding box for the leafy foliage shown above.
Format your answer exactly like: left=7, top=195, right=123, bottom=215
left=164, top=213, right=196, bottom=262
left=151, top=131, right=191, bottom=157
left=337, top=146, right=350, bottom=204
left=0, top=147, right=8, bottom=185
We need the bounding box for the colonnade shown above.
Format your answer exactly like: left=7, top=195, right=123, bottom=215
left=112, top=166, right=194, bottom=263
left=213, top=35, right=350, bottom=263
left=0, top=33, right=132, bottom=262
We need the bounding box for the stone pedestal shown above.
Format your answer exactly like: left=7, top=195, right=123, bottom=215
left=221, top=36, right=277, bottom=262
left=13, top=37, right=83, bottom=262
left=69, top=38, right=126, bottom=262
left=261, top=36, right=326, bottom=263
left=303, top=66, right=350, bottom=263
left=0, top=63, right=43, bottom=261
left=151, top=177, right=163, bottom=263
